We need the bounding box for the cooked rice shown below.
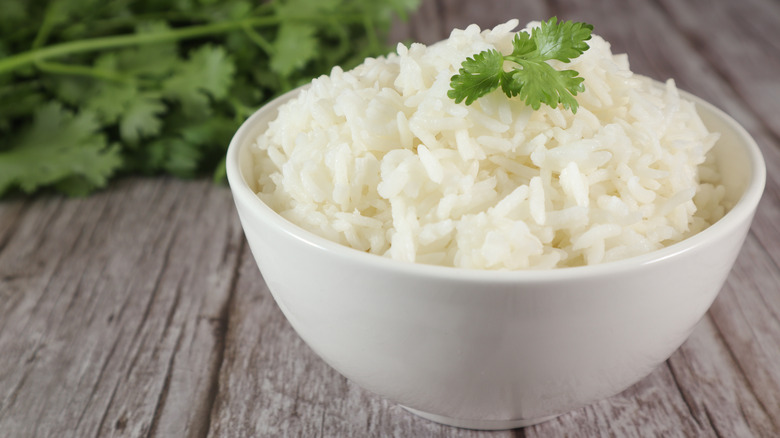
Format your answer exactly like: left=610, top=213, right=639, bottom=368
left=249, top=19, right=728, bottom=269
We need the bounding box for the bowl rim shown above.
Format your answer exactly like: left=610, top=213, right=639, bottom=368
left=226, top=85, right=766, bottom=283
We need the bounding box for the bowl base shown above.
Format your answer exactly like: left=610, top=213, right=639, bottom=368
left=401, top=405, right=560, bottom=430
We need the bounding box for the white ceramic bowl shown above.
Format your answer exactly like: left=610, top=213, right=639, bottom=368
left=226, top=87, right=765, bottom=430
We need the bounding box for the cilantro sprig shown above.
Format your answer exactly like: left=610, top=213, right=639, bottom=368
left=448, top=17, right=593, bottom=113
left=0, top=0, right=420, bottom=197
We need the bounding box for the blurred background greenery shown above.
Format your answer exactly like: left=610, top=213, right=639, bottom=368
left=0, top=0, right=420, bottom=197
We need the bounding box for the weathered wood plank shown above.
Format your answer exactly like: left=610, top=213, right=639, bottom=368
left=706, top=235, right=780, bottom=432
left=656, top=0, right=780, bottom=140
left=669, top=313, right=779, bottom=437
left=528, top=366, right=710, bottom=437
left=0, top=179, right=242, bottom=437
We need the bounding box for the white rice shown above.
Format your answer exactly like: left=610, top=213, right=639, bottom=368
left=250, top=20, right=728, bottom=269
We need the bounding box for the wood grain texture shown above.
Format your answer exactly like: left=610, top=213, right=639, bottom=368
left=0, top=180, right=243, bottom=437
left=0, top=0, right=778, bottom=436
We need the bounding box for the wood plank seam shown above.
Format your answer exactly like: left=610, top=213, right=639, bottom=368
left=202, top=237, right=245, bottom=438
left=72, top=327, right=123, bottom=433
left=665, top=360, right=706, bottom=431
left=147, top=323, right=185, bottom=437
left=0, top=201, right=30, bottom=254
left=707, top=291, right=780, bottom=433
left=92, top=373, right=123, bottom=437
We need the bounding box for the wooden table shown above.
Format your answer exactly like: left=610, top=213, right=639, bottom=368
left=2, top=0, right=779, bottom=436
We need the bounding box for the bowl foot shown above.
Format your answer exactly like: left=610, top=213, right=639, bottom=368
left=401, top=405, right=560, bottom=430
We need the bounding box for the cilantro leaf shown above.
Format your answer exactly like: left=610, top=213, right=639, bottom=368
left=531, top=17, right=594, bottom=62
left=147, top=137, right=203, bottom=178
left=114, top=22, right=179, bottom=77
left=504, top=61, right=584, bottom=112
left=270, top=23, right=318, bottom=77
left=511, top=31, right=536, bottom=56
left=163, top=45, right=236, bottom=117
left=269, top=0, right=338, bottom=78
left=83, top=81, right=137, bottom=124
left=119, top=93, right=166, bottom=144
left=447, top=49, right=505, bottom=105
left=0, top=103, right=121, bottom=195
left=448, top=17, right=593, bottom=113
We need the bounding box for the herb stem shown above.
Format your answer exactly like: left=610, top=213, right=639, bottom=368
left=241, top=24, right=275, bottom=55
left=363, top=14, right=380, bottom=54
left=0, top=12, right=375, bottom=76
left=0, top=16, right=279, bottom=75
left=31, top=2, right=60, bottom=50
left=35, top=61, right=135, bottom=83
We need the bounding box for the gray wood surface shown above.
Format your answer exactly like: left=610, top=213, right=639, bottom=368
left=2, top=0, right=779, bottom=436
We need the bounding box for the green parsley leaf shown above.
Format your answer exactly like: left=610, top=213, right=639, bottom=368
left=448, top=17, right=593, bottom=113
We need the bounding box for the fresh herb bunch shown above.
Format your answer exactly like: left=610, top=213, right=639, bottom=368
left=0, top=0, right=419, bottom=197
left=448, top=17, right=593, bottom=112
